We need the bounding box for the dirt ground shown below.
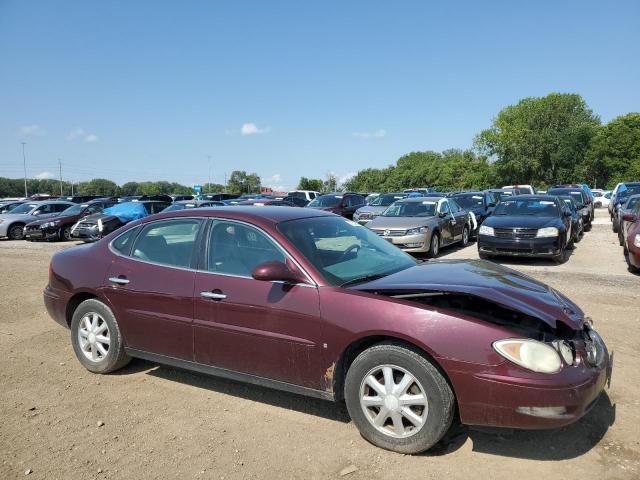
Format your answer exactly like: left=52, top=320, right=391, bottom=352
left=1, top=209, right=639, bottom=480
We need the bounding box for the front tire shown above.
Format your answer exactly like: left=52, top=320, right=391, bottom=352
left=344, top=342, right=455, bottom=454
left=461, top=226, right=469, bottom=247
left=58, top=226, right=72, bottom=241
left=70, top=299, right=130, bottom=374
left=427, top=232, right=440, bottom=258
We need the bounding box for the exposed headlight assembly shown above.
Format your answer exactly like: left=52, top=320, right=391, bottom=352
left=536, top=227, right=559, bottom=237
left=406, top=226, right=428, bottom=235
left=479, top=225, right=494, bottom=236
left=97, top=218, right=104, bottom=232
left=493, top=339, right=562, bottom=374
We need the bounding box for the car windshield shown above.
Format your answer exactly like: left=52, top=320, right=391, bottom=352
left=308, top=196, right=341, bottom=208
left=278, top=216, right=416, bottom=287
left=60, top=204, right=85, bottom=216
left=493, top=198, right=559, bottom=216
left=383, top=201, right=437, bottom=217
left=9, top=203, right=38, bottom=214
left=369, top=194, right=405, bottom=207
left=451, top=194, right=483, bottom=208
left=619, top=186, right=640, bottom=200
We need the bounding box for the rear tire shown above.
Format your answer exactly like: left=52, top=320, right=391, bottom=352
left=344, top=342, right=455, bottom=454
left=612, top=219, right=619, bottom=233
left=8, top=224, right=25, bottom=240
left=70, top=299, right=130, bottom=374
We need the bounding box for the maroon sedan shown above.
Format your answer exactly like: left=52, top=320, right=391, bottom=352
left=44, top=207, right=611, bottom=453
left=623, top=210, right=640, bottom=273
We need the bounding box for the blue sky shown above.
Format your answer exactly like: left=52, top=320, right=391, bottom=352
left=1, top=1, right=639, bottom=191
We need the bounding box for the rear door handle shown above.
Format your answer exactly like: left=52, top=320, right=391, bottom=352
left=200, top=291, right=227, bottom=300
left=109, top=277, right=130, bottom=285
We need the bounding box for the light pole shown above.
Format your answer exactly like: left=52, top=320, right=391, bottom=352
left=208, top=155, right=212, bottom=193
left=21, top=142, right=28, bottom=198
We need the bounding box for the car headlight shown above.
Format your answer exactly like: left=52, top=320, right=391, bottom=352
left=536, top=227, right=559, bottom=237
left=634, top=234, right=640, bottom=248
left=42, top=220, right=60, bottom=228
left=553, top=340, right=574, bottom=366
left=479, top=225, right=494, bottom=236
left=406, top=226, right=428, bottom=235
left=97, top=218, right=103, bottom=232
left=493, top=339, right=562, bottom=374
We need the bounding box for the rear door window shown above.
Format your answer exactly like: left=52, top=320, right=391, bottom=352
left=131, top=219, right=202, bottom=268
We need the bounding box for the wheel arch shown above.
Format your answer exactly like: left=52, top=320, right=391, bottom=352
left=65, top=291, right=101, bottom=327
left=331, top=335, right=458, bottom=410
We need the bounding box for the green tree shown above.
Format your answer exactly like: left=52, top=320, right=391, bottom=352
left=75, top=178, right=119, bottom=196
left=297, top=177, right=324, bottom=192
left=202, top=182, right=225, bottom=193
left=583, top=113, right=640, bottom=188
left=227, top=171, right=261, bottom=193
left=476, top=93, right=600, bottom=186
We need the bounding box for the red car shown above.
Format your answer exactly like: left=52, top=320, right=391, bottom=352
left=44, top=207, right=611, bottom=453
left=623, top=208, right=640, bottom=273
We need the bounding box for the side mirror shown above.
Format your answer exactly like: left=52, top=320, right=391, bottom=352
left=622, top=213, right=637, bottom=223
left=252, top=261, right=306, bottom=284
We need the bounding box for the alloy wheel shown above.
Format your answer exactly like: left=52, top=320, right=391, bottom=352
left=431, top=235, right=439, bottom=256
left=359, top=365, right=429, bottom=439
left=77, top=312, right=110, bottom=362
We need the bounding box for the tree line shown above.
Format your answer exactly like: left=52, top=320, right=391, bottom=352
left=0, top=170, right=262, bottom=198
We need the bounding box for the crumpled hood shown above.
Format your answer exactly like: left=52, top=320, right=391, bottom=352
left=352, top=259, right=584, bottom=330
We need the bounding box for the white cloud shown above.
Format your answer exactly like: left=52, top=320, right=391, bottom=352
left=352, top=128, right=386, bottom=139
left=20, top=124, right=45, bottom=137
left=240, top=122, right=270, bottom=136
left=35, top=171, right=54, bottom=179
left=69, top=127, right=98, bottom=142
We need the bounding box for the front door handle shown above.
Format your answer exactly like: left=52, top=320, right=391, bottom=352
left=109, top=277, right=130, bottom=285
left=200, top=291, right=227, bottom=300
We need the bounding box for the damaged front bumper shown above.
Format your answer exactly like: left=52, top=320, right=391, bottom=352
left=444, top=338, right=612, bottom=429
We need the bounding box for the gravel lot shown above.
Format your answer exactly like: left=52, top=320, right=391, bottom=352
left=1, top=209, right=639, bottom=479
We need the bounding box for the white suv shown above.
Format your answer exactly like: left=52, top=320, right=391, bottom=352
left=287, top=190, right=320, bottom=202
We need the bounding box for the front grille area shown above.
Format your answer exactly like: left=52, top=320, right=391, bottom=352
left=494, top=228, right=538, bottom=239
left=371, top=229, right=407, bottom=237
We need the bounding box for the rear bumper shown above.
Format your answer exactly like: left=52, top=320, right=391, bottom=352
left=478, top=235, right=561, bottom=257
left=43, top=286, right=71, bottom=328
left=446, top=355, right=611, bottom=429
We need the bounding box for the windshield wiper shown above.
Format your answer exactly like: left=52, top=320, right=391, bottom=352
left=340, top=273, right=387, bottom=288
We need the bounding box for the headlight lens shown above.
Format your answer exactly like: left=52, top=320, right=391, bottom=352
left=493, top=339, right=562, bottom=374
left=634, top=234, right=640, bottom=248
left=536, top=227, right=559, bottom=238
left=553, top=340, right=574, bottom=366
left=479, top=225, right=494, bottom=236
left=406, top=226, right=428, bottom=235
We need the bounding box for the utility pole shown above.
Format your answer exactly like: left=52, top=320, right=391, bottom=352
left=224, top=172, right=227, bottom=193
left=71, top=180, right=74, bottom=196
left=208, top=155, right=212, bottom=192
left=21, top=142, right=28, bottom=198
left=58, top=159, right=63, bottom=196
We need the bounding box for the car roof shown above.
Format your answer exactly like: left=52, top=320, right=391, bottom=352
left=397, top=196, right=444, bottom=203
left=502, top=194, right=558, bottom=201
left=150, top=205, right=333, bottom=225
